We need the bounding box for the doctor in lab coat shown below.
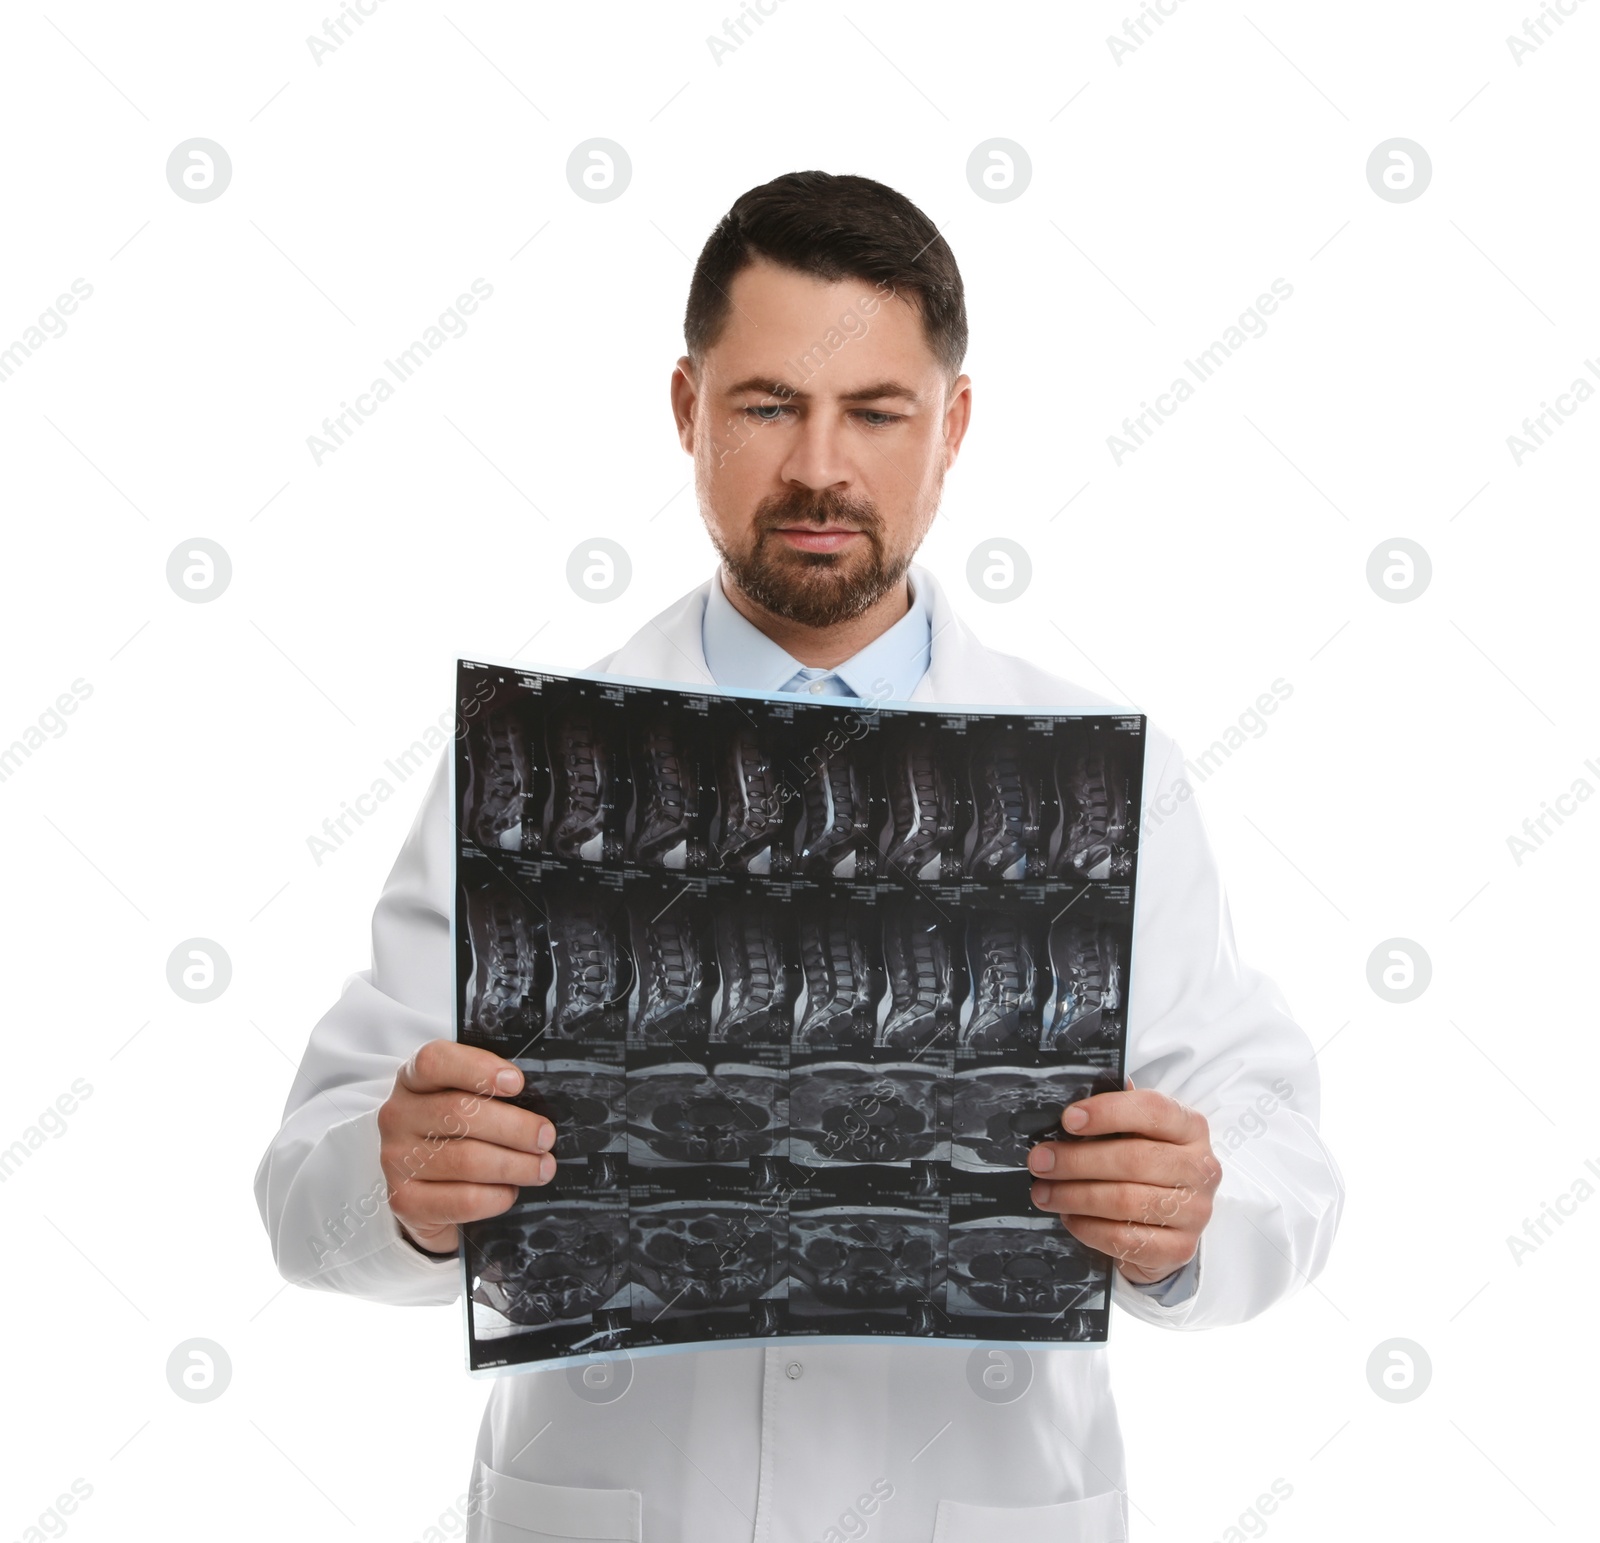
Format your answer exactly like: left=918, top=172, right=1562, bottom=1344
left=255, top=170, right=1343, bottom=1543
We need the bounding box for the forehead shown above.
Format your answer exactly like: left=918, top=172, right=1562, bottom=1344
left=705, top=256, right=937, bottom=389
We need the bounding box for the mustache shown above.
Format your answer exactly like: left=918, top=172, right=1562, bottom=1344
left=753, top=490, right=883, bottom=537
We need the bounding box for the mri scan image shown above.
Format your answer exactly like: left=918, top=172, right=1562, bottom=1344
left=465, top=704, right=539, bottom=853
left=545, top=890, right=632, bottom=1040
left=711, top=897, right=794, bottom=1044
left=788, top=1207, right=944, bottom=1318
left=966, top=730, right=1043, bottom=879
left=454, top=664, right=1144, bottom=1370
left=546, top=707, right=615, bottom=861
left=628, top=713, right=692, bottom=868
left=509, top=1059, right=624, bottom=1161
left=469, top=1202, right=628, bottom=1334
left=951, top=1066, right=1113, bottom=1170
left=883, top=731, right=959, bottom=881
left=878, top=902, right=963, bottom=1053
left=962, top=913, right=1051, bottom=1050
left=626, top=1062, right=785, bottom=1166
left=1043, top=921, right=1123, bottom=1054
left=712, top=725, right=785, bottom=875
left=795, top=747, right=873, bottom=879
left=947, top=1215, right=1104, bottom=1318
left=631, top=899, right=717, bottom=1044
left=790, top=1062, right=947, bottom=1166
left=1054, top=748, right=1135, bottom=880
left=631, top=1200, right=786, bottom=1317
left=462, top=873, right=550, bottom=1049
left=795, top=908, right=883, bottom=1050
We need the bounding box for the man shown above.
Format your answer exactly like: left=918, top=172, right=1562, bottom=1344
left=256, top=170, right=1343, bottom=1542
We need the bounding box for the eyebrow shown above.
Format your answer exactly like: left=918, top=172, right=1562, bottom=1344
left=723, top=376, right=923, bottom=406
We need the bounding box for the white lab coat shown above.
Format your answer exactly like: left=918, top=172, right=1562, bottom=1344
left=255, top=564, right=1343, bottom=1543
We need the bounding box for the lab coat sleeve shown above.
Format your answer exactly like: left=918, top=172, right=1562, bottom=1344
left=253, top=751, right=464, bottom=1306
left=1110, top=733, right=1344, bottom=1329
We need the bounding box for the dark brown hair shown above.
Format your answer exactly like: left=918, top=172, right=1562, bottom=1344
left=684, top=170, right=967, bottom=380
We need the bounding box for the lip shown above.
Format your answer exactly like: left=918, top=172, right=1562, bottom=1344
left=771, top=526, right=863, bottom=554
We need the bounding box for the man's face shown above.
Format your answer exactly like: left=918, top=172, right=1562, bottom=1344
left=672, top=257, right=971, bottom=628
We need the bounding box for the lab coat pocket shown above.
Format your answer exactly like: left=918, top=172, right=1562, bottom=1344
left=931, top=1488, right=1126, bottom=1543
left=477, top=1461, right=643, bottom=1542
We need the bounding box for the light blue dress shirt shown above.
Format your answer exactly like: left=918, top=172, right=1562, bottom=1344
left=700, top=565, right=1199, bottom=1308
left=701, top=567, right=932, bottom=702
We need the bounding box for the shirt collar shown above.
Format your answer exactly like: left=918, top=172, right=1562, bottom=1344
left=702, top=566, right=932, bottom=702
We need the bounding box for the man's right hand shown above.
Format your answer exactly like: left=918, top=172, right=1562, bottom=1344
left=377, top=1040, right=557, bottom=1256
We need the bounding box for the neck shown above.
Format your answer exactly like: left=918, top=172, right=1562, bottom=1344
left=719, top=570, right=912, bottom=670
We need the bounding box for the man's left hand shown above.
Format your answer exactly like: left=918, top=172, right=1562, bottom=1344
left=1026, top=1086, right=1222, bottom=1286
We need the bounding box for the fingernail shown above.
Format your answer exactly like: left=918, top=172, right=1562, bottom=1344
left=1028, top=1145, right=1055, bottom=1174
left=495, top=1068, right=521, bottom=1094
left=536, top=1123, right=556, bottom=1152
left=1063, top=1105, right=1088, bottom=1132
left=1030, top=1182, right=1050, bottom=1207
left=538, top=1154, right=555, bottom=1183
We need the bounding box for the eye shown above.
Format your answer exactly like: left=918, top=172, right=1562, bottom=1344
left=743, top=404, right=792, bottom=423
left=855, top=410, right=902, bottom=427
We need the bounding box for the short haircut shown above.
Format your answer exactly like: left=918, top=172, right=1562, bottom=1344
left=684, top=170, right=967, bottom=381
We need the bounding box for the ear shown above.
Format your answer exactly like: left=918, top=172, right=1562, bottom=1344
left=942, top=373, right=973, bottom=466
left=671, top=357, right=701, bottom=453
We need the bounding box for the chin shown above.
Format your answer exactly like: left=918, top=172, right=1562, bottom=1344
left=726, top=535, right=908, bottom=629
left=774, top=590, right=881, bottom=629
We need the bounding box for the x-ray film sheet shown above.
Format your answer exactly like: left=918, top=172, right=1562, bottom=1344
left=450, top=659, right=1144, bottom=1375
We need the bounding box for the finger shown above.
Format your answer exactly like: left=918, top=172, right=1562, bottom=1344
left=389, top=1178, right=520, bottom=1228
left=1060, top=1087, right=1206, bottom=1144
left=406, top=1092, right=554, bottom=1152
left=397, top=1040, right=524, bottom=1099
left=408, top=1138, right=556, bottom=1189
left=1056, top=1214, right=1193, bottom=1276
left=1029, top=1135, right=1206, bottom=1188
left=1028, top=1178, right=1191, bottom=1227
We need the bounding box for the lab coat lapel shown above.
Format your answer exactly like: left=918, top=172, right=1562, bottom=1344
left=599, top=578, right=717, bottom=686
left=909, top=563, right=1014, bottom=707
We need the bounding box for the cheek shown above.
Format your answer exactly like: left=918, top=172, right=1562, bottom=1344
left=701, top=413, right=780, bottom=494
left=695, top=486, right=781, bottom=575
left=902, top=440, right=950, bottom=515
left=878, top=484, right=942, bottom=560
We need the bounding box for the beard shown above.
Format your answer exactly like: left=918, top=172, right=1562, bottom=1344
left=713, top=486, right=918, bottom=629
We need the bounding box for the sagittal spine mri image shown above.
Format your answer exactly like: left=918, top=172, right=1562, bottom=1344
left=453, top=662, right=1144, bottom=1373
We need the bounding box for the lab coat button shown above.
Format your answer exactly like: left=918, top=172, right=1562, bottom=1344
left=785, top=1360, right=804, bottom=1379
left=808, top=681, right=825, bottom=695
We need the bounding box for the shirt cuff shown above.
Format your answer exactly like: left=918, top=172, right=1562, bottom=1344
left=1123, top=1253, right=1200, bottom=1306
left=399, top=1224, right=459, bottom=1261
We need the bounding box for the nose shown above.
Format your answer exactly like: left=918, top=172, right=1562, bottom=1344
left=778, top=409, right=854, bottom=496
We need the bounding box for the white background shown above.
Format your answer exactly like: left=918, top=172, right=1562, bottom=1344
left=2, top=2, right=1596, bottom=1539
